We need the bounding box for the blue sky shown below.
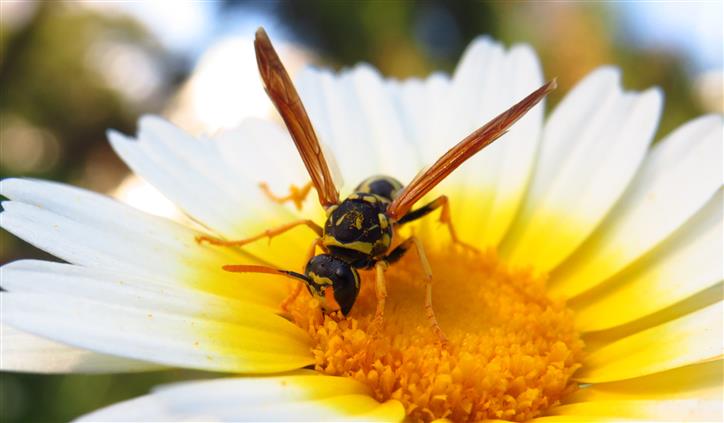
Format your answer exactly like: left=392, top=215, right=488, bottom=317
left=616, top=1, right=723, bottom=72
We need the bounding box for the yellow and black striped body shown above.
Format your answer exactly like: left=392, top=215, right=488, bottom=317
left=322, top=192, right=393, bottom=267
left=354, top=175, right=404, bottom=202
left=305, top=176, right=407, bottom=315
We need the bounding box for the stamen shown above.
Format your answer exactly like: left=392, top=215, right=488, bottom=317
left=288, top=247, right=584, bottom=422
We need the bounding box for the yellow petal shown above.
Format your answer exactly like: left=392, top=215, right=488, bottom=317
left=293, top=395, right=405, bottom=421
left=548, top=118, right=722, bottom=300
left=569, top=360, right=722, bottom=402
left=581, top=284, right=722, bottom=353
left=576, top=302, right=722, bottom=383
left=572, top=193, right=722, bottom=332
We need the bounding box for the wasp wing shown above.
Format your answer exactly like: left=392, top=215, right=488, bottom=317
left=254, top=28, right=340, bottom=207
left=387, top=79, right=557, bottom=221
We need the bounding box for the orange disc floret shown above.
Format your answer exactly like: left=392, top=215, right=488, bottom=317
left=288, top=246, right=584, bottom=422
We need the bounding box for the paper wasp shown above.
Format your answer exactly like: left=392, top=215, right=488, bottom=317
left=197, top=28, right=556, bottom=341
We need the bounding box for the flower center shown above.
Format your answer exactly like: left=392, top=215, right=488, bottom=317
left=288, top=245, right=584, bottom=422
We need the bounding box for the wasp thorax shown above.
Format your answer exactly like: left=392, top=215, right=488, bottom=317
left=322, top=193, right=393, bottom=263
left=304, top=254, right=360, bottom=316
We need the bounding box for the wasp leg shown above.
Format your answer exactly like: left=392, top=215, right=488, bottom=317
left=383, top=236, right=448, bottom=344
left=370, top=260, right=389, bottom=330
left=259, top=181, right=314, bottom=210
left=396, top=195, right=479, bottom=253
left=281, top=237, right=322, bottom=312
left=196, top=219, right=323, bottom=247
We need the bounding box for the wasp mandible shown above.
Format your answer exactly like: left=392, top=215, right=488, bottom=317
left=197, top=28, right=556, bottom=342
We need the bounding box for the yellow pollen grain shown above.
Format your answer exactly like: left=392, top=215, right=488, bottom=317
left=288, top=247, right=584, bottom=422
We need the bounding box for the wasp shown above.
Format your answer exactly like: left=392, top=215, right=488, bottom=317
left=197, top=28, right=556, bottom=341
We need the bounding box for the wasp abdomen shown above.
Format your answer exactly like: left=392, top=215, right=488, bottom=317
left=322, top=193, right=392, bottom=261
left=354, top=175, right=403, bottom=201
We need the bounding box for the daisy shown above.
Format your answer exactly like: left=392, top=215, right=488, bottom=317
left=1, top=28, right=722, bottom=422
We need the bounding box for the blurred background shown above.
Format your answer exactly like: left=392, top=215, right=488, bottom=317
left=1, top=1, right=721, bottom=421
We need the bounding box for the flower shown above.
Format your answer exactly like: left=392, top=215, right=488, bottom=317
left=1, top=35, right=722, bottom=422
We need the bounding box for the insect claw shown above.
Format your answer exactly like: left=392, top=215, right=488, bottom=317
left=457, top=241, right=481, bottom=254
left=259, top=181, right=314, bottom=210
left=438, top=334, right=451, bottom=348
left=329, top=310, right=345, bottom=322
left=195, top=235, right=221, bottom=245
left=368, top=316, right=385, bottom=337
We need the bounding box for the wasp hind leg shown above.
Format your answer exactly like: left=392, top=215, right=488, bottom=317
left=195, top=219, right=322, bottom=248
left=396, top=195, right=479, bottom=253
left=374, top=236, right=448, bottom=344
left=259, top=181, right=314, bottom=210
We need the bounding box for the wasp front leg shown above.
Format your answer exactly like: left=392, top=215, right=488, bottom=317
left=396, top=195, right=479, bottom=253
left=196, top=219, right=322, bottom=248
left=378, top=236, right=448, bottom=344
left=259, top=181, right=314, bottom=210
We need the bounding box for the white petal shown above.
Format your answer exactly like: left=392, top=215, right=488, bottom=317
left=109, top=118, right=241, bottom=235
left=3, top=292, right=313, bottom=373
left=573, top=190, right=723, bottom=332
left=0, top=178, right=290, bottom=305
left=1, top=177, right=202, bottom=247
left=550, top=115, right=723, bottom=299
left=1, top=260, right=284, bottom=323
left=1, top=324, right=161, bottom=374
left=502, top=67, right=663, bottom=270
left=297, top=65, right=415, bottom=187
left=212, top=118, right=325, bottom=211
left=109, top=116, right=320, bottom=241
left=451, top=42, right=545, bottom=247
left=77, top=372, right=405, bottom=422
left=419, top=37, right=506, bottom=163
left=391, top=72, right=451, bottom=164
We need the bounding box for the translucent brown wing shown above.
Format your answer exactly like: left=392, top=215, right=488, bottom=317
left=387, top=79, right=558, bottom=221
left=254, top=28, right=340, bottom=207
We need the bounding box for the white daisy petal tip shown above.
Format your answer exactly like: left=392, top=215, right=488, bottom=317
left=106, top=128, right=133, bottom=148
left=464, top=35, right=500, bottom=55
left=0, top=324, right=164, bottom=374
left=137, top=113, right=169, bottom=129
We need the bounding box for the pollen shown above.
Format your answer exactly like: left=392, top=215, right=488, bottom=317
left=287, top=246, right=584, bottom=422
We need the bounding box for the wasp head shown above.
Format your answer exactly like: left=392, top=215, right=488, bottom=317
left=303, top=254, right=360, bottom=316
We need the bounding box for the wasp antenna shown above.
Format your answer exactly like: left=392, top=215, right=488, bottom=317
left=223, top=264, right=309, bottom=282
